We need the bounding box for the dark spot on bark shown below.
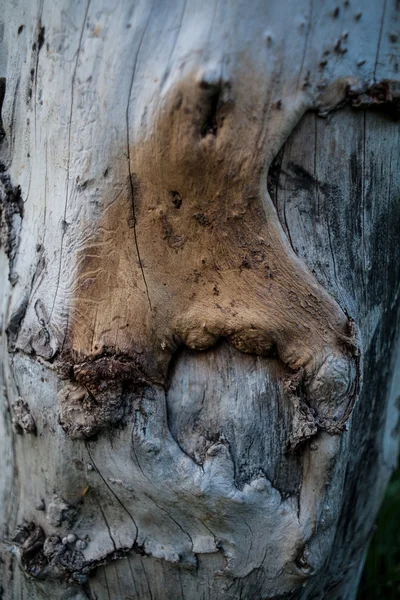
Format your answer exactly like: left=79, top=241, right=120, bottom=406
left=0, top=77, right=6, bottom=146
left=12, top=398, right=36, bottom=435
left=303, top=71, right=311, bottom=88
left=0, top=78, right=5, bottom=113
left=193, top=212, right=210, bottom=226
left=295, top=545, right=313, bottom=576
left=17, top=25, right=24, bottom=35
left=201, top=97, right=218, bottom=136
left=391, top=397, right=400, bottom=438
left=161, top=213, right=185, bottom=248
left=169, top=190, right=182, bottom=208
left=76, top=178, right=95, bottom=191
left=288, top=162, right=315, bottom=190
left=173, top=92, right=182, bottom=111
left=390, top=33, right=399, bottom=43
left=193, top=269, right=201, bottom=283
left=37, top=24, right=45, bottom=52
left=0, top=173, right=24, bottom=283
left=199, top=78, right=232, bottom=137
left=334, top=38, right=348, bottom=54
left=30, top=253, right=46, bottom=294
left=267, top=146, right=284, bottom=205
left=28, top=298, right=54, bottom=359
left=6, top=296, right=29, bottom=351
left=11, top=523, right=47, bottom=578
left=332, top=7, right=340, bottom=18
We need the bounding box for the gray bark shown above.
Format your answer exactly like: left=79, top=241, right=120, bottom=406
left=0, top=1, right=399, bottom=599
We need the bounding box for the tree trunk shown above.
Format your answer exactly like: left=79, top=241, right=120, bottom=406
left=1, top=1, right=399, bottom=598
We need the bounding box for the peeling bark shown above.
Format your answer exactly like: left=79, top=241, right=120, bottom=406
left=0, top=1, right=399, bottom=599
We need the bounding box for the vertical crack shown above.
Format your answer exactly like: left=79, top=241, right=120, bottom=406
left=140, top=557, right=154, bottom=600
left=103, top=568, right=112, bottom=600
left=373, top=0, right=387, bottom=82
left=33, top=0, right=45, bottom=148
left=125, top=5, right=154, bottom=311
left=327, top=221, right=344, bottom=308
left=314, top=113, right=320, bottom=219
left=96, top=499, right=117, bottom=551
left=361, top=110, right=368, bottom=309
left=144, top=491, right=195, bottom=553
left=127, top=555, right=140, bottom=598
left=85, top=444, right=139, bottom=541
left=295, top=0, right=313, bottom=93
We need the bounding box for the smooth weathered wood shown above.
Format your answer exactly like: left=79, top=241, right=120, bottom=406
left=0, top=1, right=399, bottom=598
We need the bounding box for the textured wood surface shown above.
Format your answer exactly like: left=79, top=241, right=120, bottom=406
left=0, top=1, right=399, bottom=598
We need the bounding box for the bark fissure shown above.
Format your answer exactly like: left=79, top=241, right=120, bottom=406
left=143, top=491, right=195, bottom=557
left=373, top=0, right=388, bottom=81
left=295, top=0, right=313, bottom=94
left=125, top=4, right=154, bottom=312
left=96, top=501, right=117, bottom=552
left=85, top=444, right=139, bottom=539
left=33, top=3, right=44, bottom=148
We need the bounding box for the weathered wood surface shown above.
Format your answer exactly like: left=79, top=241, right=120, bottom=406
left=0, top=0, right=399, bottom=598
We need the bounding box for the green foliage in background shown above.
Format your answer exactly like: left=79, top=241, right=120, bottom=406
left=358, top=465, right=400, bottom=599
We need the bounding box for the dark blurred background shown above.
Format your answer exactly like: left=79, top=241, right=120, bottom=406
left=358, top=463, right=400, bottom=599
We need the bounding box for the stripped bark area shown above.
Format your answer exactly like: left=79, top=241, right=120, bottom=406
left=62, top=71, right=359, bottom=446
left=0, top=1, right=399, bottom=599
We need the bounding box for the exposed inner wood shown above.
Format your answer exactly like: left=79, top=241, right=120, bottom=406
left=61, top=72, right=358, bottom=443
left=1, top=0, right=399, bottom=598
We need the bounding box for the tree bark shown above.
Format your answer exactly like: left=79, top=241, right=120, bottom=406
left=0, top=1, right=399, bottom=599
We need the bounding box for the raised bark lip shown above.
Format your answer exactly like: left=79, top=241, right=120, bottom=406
left=56, top=324, right=361, bottom=449
left=347, top=79, right=400, bottom=120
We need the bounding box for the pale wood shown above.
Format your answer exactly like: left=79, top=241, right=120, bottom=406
left=0, top=1, right=399, bottom=599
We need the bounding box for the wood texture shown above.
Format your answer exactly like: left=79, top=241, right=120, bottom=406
left=0, top=1, right=399, bottom=598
